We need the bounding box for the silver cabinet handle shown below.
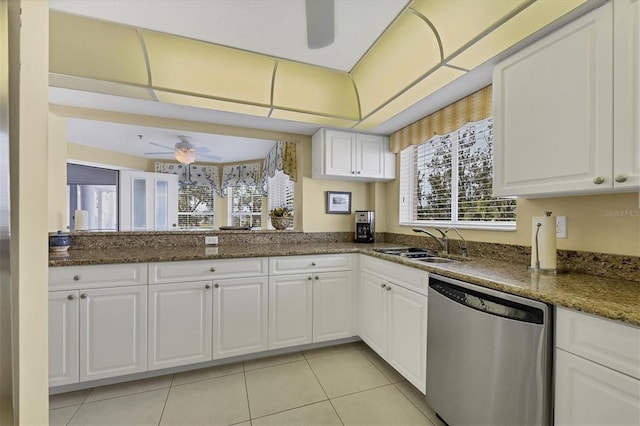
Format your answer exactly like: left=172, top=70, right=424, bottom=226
left=67, top=294, right=75, bottom=300
left=214, top=283, right=219, bottom=288
left=615, top=175, right=628, bottom=183
left=593, top=176, right=605, bottom=185
left=380, top=283, right=386, bottom=288
left=80, top=293, right=88, bottom=299
left=356, top=170, right=361, bottom=174
left=73, top=275, right=80, bottom=281
left=209, top=267, right=216, bottom=272
left=386, top=286, right=392, bottom=292
left=315, top=276, right=319, bottom=280
left=308, top=276, right=312, bottom=280
left=205, top=284, right=211, bottom=289
left=351, top=171, right=355, bottom=174
left=311, top=262, right=316, bottom=266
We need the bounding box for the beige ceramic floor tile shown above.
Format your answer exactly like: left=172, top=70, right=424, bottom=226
left=68, top=388, right=168, bottom=425
left=49, top=405, right=80, bottom=426
left=244, top=351, right=305, bottom=371
left=395, top=381, right=444, bottom=426
left=171, top=361, right=243, bottom=386
left=160, top=373, right=249, bottom=425
left=252, top=400, right=342, bottom=426
left=245, top=360, right=327, bottom=418
left=84, top=374, right=173, bottom=403
left=360, top=346, right=406, bottom=383
left=332, top=384, right=432, bottom=426
left=303, top=342, right=360, bottom=360
left=49, top=389, right=91, bottom=409
left=307, top=350, right=390, bottom=398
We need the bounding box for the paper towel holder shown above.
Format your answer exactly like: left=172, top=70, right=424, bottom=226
left=528, top=211, right=558, bottom=274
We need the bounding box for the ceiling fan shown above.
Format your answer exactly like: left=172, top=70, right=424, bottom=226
left=144, top=135, right=222, bottom=164
left=306, top=0, right=334, bottom=49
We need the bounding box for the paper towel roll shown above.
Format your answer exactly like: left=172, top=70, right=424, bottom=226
left=531, top=213, right=557, bottom=270
left=74, top=210, right=89, bottom=231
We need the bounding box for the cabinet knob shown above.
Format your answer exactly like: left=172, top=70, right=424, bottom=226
left=386, top=286, right=392, bottom=292
left=351, top=171, right=355, bottom=174
left=73, top=275, right=80, bottom=281
left=308, top=276, right=312, bottom=280
left=615, top=175, right=628, bottom=183
left=311, top=262, right=316, bottom=266
left=80, top=293, right=88, bottom=299
left=205, top=284, right=211, bottom=289
left=593, top=176, right=605, bottom=185
left=67, top=294, right=75, bottom=300
left=380, top=283, right=386, bottom=288
left=210, top=267, right=216, bottom=273
left=356, top=171, right=361, bottom=175
left=315, top=276, right=319, bottom=280
left=214, top=283, right=219, bottom=288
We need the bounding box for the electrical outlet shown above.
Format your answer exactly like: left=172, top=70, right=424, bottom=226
left=556, top=216, right=567, bottom=239
left=205, top=236, right=219, bottom=245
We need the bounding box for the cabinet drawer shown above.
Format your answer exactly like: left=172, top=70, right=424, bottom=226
left=269, top=254, right=353, bottom=275
left=49, top=263, right=147, bottom=291
left=149, top=258, right=268, bottom=284
left=556, top=307, right=640, bottom=380
left=360, top=255, right=428, bottom=296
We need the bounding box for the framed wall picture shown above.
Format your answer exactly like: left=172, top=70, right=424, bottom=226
left=326, top=191, right=352, bottom=214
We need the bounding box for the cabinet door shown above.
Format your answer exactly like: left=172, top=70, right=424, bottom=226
left=268, top=274, right=313, bottom=349
left=213, top=276, right=268, bottom=358
left=355, top=134, right=384, bottom=178
left=493, top=4, right=613, bottom=196
left=387, top=283, right=427, bottom=394
left=148, top=281, right=213, bottom=370
left=119, top=171, right=178, bottom=231
left=79, top=285, right=147, bottom=381
left=313, top=271, right=354, bottom=343
left=325, top=130, right=356, bottom=177
left=359, top=272, right=388, bottom=358
left=49, top=291, right=79, bottom=387
left=555, top=349, right=640, bottom=425
left=613, top=0, right=640, bottom=189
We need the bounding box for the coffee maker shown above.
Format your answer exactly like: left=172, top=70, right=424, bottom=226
left=355, top=210, right=375, bottom=243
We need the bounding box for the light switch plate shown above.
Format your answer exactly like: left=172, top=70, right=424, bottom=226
left=556, top=216, right=567, bottom=239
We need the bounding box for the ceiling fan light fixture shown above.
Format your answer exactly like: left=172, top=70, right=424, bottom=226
left=174, top=136, right=197, bottom=164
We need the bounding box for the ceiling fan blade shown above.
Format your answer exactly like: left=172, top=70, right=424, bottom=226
left=148, top=141, right=176, bottom=151
left=144, top=151, right=173, bottom=155
left=195, top=146, right=211, bottom=154
left=306, top=0, right=334, bottom=49
left=198, top=153, right=223, bottom=162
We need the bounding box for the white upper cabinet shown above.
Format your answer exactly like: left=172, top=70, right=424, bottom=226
left=613, top=0, right=640, bottom=189
left=493, top=2, right=640, bottom=197
left=312, top=129, right=395, bottom=181
left=119, top=170, right=178, bottom=231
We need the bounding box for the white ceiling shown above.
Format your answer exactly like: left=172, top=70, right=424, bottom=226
left=66, top=118, right=277, bottom=164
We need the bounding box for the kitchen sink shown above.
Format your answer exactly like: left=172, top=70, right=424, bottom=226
left=413, top=257, right=460, bottom=264
left=373, top=247, right=437, bottom=259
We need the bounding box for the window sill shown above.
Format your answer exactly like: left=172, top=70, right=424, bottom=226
left=400, top=221, right=516, bottom=232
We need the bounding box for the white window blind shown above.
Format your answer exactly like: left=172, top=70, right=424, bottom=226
left=178, top=185, right=216, bottom=229
left=228, top=185, right=262, bottom=229
left=267, top=170, right=295, bottom=230
left=400, top=118, right=516, bottom=229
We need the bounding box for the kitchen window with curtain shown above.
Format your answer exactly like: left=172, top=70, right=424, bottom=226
left=178, top=185, right=216, bottom=229
left=267, top=169, right=295, bottom=229
left=399, top=117, right=516, bottom=229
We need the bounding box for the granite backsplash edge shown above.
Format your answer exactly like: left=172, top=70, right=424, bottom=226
left=56, top=231, right=639, bottom=283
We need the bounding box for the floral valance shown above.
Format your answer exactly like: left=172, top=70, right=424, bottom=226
left=221, top=162, right=261, bottom=197
left=261, top=141, right=297, bottom=195
left=154, top=162, right=220, bottom=195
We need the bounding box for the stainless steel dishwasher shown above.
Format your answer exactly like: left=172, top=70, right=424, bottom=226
left=426, top=274, right=552, bottom=426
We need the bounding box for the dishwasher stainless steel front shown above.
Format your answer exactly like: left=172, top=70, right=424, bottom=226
left=426, top=274, right=552, bottom=426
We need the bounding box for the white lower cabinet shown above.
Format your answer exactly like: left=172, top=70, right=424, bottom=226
left=213, top=276, right=269, bottom=359
left=269, top=274, right=313, bottom=349
left=312, top=271, right=354, bottom=342
left=148, top=281, right=213, bottom=370
left=554, top=307, right=640, bottom=425
left=49, top=291, right=80, bottom=387
left=359, top=260, right=428, bottom=393
left=79, top=285, right=147, bottom=382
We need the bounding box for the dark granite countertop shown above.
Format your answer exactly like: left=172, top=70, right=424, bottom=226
left=49, top=242, right=640, bottom=327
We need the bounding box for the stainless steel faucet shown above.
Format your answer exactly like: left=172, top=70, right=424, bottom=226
left=412, top=228, right=447, bottom=254
left=445, top=227, right=468, bottom=257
